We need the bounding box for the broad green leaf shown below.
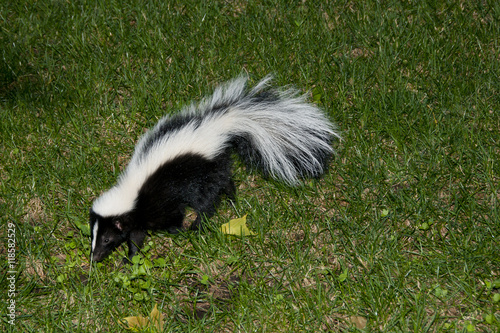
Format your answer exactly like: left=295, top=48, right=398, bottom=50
left=338, top=268, right=348, bottom=282
left=154, top=258, right=166, bottom=267
left=418, top=222, right=429, bottom=230
left=200, top=274, right=210, bottom=285
left=131, top=255, right=142, bottom=265
left=312, top=86, right=323, bottom=103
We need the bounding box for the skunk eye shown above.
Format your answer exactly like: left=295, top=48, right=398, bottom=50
left=104, top=238, right=109, bottom=243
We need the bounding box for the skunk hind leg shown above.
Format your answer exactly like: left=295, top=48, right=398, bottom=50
left=166, top=208, right=185, bottom=234
left=224, top=179, right=237, bottom=202
left=190, top=208, right=216, bottom=232
left=190, top=178, right=237, bottom=232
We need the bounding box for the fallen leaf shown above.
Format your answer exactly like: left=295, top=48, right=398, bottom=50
left=350, top=315, right=367, bottom=329
left=121, top=315, right=149, bottom=330
left=121, top=304, right=164, bottom=331
left=220, top=215, right=256, bottom=236
left=149, top=304, right=163, bottom=331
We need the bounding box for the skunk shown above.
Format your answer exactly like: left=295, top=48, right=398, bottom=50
left=89, top=75, right=340, bottom=262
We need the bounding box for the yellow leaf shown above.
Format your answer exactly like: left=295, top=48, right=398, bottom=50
left=121, top=303, right=164, bottom=331
left=149, top=304, right=163, bottom=331
left=121, top=315, right=149, bottom=330
left=220, top=214, right=256, bottom=236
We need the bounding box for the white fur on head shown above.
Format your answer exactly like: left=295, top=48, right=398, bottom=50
left=91, top=221, right=99, bottom=253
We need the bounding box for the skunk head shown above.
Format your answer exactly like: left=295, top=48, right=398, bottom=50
left=89, top=209, right=130, bottom=262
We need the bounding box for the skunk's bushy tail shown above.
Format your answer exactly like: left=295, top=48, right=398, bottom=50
left=132, top=75, right=340, bottom=186
left=203, top=75, right=340, bottom=184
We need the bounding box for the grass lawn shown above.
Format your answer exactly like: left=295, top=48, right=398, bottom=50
left=1, top=0, right=499, bottom=331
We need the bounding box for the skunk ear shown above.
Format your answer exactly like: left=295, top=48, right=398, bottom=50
left=113, top=219, right=124, bottom=231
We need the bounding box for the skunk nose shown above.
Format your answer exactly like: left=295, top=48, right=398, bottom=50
left=90, top=251, right=102, bottom=262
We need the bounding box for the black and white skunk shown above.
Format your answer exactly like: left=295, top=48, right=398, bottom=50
left=89, top=75, right=340, bottom=262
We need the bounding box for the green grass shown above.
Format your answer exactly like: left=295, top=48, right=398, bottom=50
left=1, top=0, right=499, bottom=331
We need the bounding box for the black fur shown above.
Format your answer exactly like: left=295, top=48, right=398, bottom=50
left=90, top=152, right=235, bottom=262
